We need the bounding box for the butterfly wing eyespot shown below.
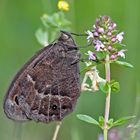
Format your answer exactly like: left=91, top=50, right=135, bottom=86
left=51, top=104, right=58, bottom=111
left=13, top=95, right=19, bottom=105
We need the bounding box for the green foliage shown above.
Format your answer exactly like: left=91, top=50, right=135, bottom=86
left=77, top=114, right=99, bottom=126
left=98, top=81, right=110, bottom=93
left=107, top=118, right=114, bottom=128
left=35, top=28, right=49, bottom=46
left=80, top=62, right=99, bottom=73
left=96, top=51, right=107, bottom=60
left=112, top=60, right=134, bottom=68
left=41, top=12, right=71, bottom=30
left=77, top=114, right=135, bottom=130
left=98, top=116, right=105, bottom=129
left=36, top=11, right=71, bottom=45
left=112, top=42, right=125, bottom=49
left=0, top=0, right=138, bottom=140
left=112, top=116, right=136, bottom=127
left=98, top=80, right=120, bottom=94
left=110, top=80, right=120, bottom=93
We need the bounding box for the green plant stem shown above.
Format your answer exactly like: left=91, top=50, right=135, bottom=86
left=104, top=128, right=108, bottom=140
left=52, top=121, right=62, bottom=140
left=104, top=55, right=111, bottom=140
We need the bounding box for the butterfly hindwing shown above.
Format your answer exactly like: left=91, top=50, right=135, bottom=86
left=4, top=31, right=81, bottom=123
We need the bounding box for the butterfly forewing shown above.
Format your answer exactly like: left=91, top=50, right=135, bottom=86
left=4, top=31, right=81, bottom=123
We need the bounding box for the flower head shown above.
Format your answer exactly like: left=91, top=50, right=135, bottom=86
left=86, top=16, right=126, bottom=62
left=58, top=0, right=69, bottom=11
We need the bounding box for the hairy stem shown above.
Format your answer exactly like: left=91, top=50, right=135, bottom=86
left=52, top=121, right=62, bottom=140
left=104, top=55, right=111, bottom=140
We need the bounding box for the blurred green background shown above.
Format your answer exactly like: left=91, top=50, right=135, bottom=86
left=0, top=0, right=140, bottom=140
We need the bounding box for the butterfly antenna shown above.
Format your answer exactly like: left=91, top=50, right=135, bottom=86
left=70, top=32, right=92, bottom=48
left=59, top=30, right=92, bottom=48
left=70, top=32, right=88, bottom=36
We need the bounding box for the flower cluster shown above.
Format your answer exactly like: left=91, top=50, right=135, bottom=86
left=86, top=16, right=126, bottom=61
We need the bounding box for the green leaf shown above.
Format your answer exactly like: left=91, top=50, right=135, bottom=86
left=112, top=42, right=125, bottom=49
left=107, top=118, right=114, bottom=128
left=113, top=116, right=136, bottom=127
left=98, top=116, right=104, bottom=128
left=80, top=60, right=102, bottom=73
left=35, top=28, right=48, bottom=46
left=41, top=14, right=57, bottom=28
left=77, top=114, right=99, bottom=126
left=80, top=62, right=98, bottom=73
left=111, top=81, right=120, bottom=93
left=41, top=12, right=71, bottom=30
left=112, top=61, right=134, bottom=68
left=98, top=81, right=110, bottom=93
left=96, top=51, right=107, bottom=60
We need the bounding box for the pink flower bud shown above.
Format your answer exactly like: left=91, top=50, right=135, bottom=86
left=108, top=46, right=112, bottom=50
left=108, top=26, right=113, bottom=30
left=98, top=27, right=104, bottom=33
left=107, top=32, right=112, bottom=36
left=93, top=32, right=99, bottom=37
left=111, top=38, right=116, bottom=42
left=110, top=54, right=116, bottom=60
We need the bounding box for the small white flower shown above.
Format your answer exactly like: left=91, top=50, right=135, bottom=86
left=116, top=32, right=124, bottom=42
left=94, top=40, right=105, bottom=51
left=87, top=51, right=96, bottom=60
left=86, top=30, right=94, bottom=42
left=118, top=49, right=126, bottom=58
left=93, top=24, right=96, bottom=29
left=85, top=61, right=92, bottom=67
left=113, top=23, right=117, bottom=28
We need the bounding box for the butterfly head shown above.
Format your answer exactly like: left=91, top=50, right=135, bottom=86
left=58, top=31, right=76, bottom=46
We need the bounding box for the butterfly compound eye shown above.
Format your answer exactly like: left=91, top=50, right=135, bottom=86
left=59, top=31, right=71, bottom=41
left=61, top=33, right=69, bottom=40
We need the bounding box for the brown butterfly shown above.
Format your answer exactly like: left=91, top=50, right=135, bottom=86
left=3, top=31, right=81, bottom=123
